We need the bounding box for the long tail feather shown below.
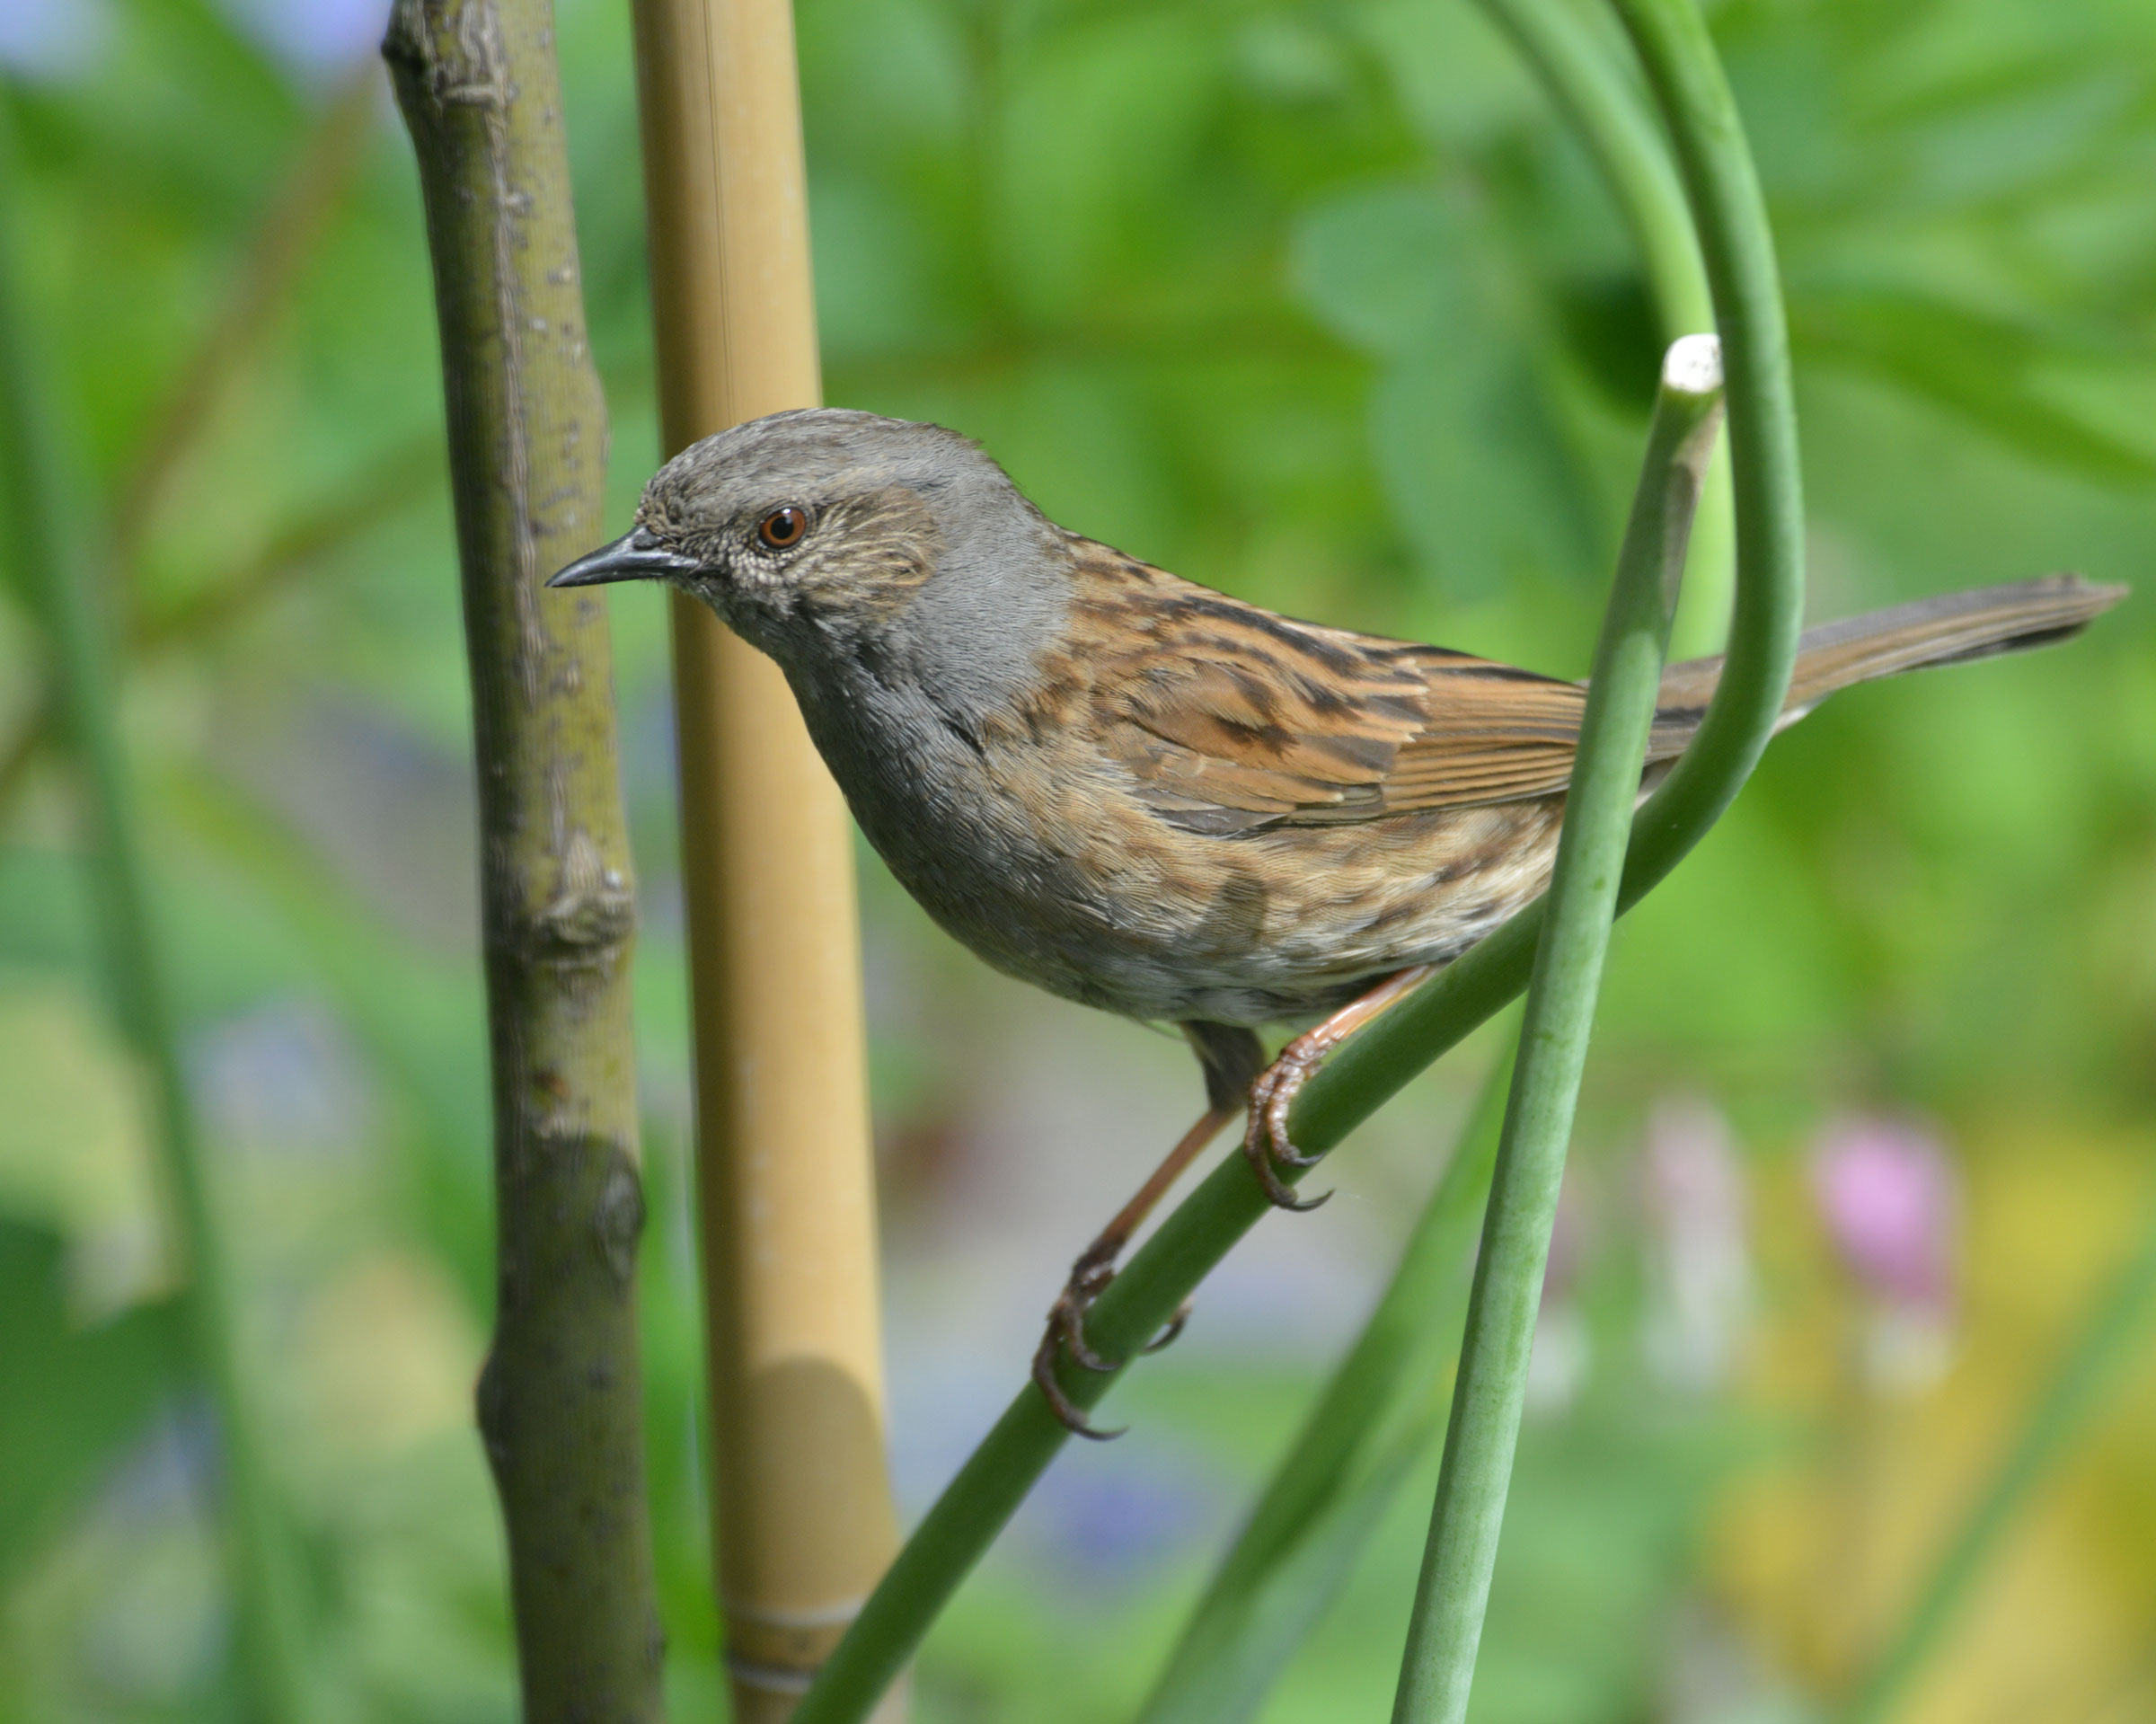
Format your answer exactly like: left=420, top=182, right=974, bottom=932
left=1649, top=574, right=2128, bottom=755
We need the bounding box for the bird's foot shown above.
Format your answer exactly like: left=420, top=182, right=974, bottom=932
left=1027, top=1098, right=1241, bottom=1437
left=1031, top=1242, right=1189, bottom=1439
left=1241, top=1040, right=1335, bottom=1211
left=1239, top=966, right=1437, bottom=1210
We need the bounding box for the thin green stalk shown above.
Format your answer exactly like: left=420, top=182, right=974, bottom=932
left=1469, top=0, right=1734, bottom=659
left=1606, top=0, right=1803, bottom=845
left=1391, top=341, right=1723, bottom=1724
left=1138, top=1038, right=1517, bottom=1724
left=1839, top=1207, right=2156, bottom=1724
left=793, top=0, right=1803, bottom=1709
left=1476, top=0, right=1709, bottom=335
left=0, top=121, right=309, bottom=1724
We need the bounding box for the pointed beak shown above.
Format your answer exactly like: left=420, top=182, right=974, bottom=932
left=547, top=527, right=702, bottom=588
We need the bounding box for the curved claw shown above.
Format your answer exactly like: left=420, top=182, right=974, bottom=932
left=1268, top=1131, right=1326, bottom=1170
left=1240, top=1118, right=1332, bottom=1211
left=1144, top=1300, right=1192, bottom=1354
left=1238, top=966, right=1437, bottom=1211
left=1032, top=1256, right=1137, bottom=1433
left=1052, top=1260, right=1119, bottom=1372
left=1241, top=1059, right=1333, bottom=1208
left=1030, top=1334, right=1124, bottom=1440
left=1260, top=1173, right=1333, bottom=1213
left=1065, top=1320, right=1117, bottom=1374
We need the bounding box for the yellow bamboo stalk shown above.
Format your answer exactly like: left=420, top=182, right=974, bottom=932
left=623, top=1, right=899, bottom=1716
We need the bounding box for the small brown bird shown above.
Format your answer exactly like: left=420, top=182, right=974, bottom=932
left=552, top=408, right=2125, bottom=1432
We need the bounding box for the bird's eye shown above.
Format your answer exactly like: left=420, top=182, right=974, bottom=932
left=757, top=506, right=809, bottom=550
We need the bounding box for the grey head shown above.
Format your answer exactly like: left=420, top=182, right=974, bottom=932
left=549, top=408, right=1071, bottom=698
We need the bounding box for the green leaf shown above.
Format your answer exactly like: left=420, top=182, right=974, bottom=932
left=1792, top=286, right=2156, bottom=488
left=0, top=1218, right=182, bottom=1579
left=1293, top=185, right=1601, bottom=596
left=1372, top=340, right=1600, bottom=597
left=1292, top=185, right=1476, bottom=358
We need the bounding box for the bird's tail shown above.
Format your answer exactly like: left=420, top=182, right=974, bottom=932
left=1649, top=573, right=2128, bottom=754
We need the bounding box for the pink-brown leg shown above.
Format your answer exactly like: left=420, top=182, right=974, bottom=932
left=1241, top=966, right=1436, bottom=1210
left=1031, top=1101, right=1239, bottom=1438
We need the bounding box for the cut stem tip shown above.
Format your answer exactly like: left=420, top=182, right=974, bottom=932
left=1663, top=332, right=1723, bottom=395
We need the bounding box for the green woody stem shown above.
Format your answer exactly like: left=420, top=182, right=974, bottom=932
left=1390, top=339, right=1722, bottom=1724
left=383, top=3, right=664, bottom=1718
left=792, top=0, right=1802, bottom=1713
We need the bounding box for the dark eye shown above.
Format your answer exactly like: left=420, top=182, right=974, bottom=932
left=757, top=506, right=809, bottom=550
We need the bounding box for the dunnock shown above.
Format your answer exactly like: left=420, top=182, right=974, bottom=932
left=552, top=408, right=2124, bottom=1432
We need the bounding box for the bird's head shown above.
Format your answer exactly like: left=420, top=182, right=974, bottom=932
left=548, top=408, right=1064, bottom=667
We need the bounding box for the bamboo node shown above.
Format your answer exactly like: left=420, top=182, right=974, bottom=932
left=723, top=1594, right=869, bottom=1693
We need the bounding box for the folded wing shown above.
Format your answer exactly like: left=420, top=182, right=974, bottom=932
left=1082, top=553, right=1587, bottom=834
left=1084, top=550, right=2125, bottom=839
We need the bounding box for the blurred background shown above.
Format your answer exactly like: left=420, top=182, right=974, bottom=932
left=2, top=0, right=2153, bottom=1719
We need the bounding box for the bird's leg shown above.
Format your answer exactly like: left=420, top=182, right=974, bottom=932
left=1242, top=966, right=1436, bottom=1210
left=1031, top=1021, right=1265, bottom=1438
left=1031, top=1101, right=1235, bottom=1437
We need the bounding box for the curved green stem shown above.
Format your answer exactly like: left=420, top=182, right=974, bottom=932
left=1471, top=0, right=1733, bottom=659
left=1478, top=0, right=1709, bottom=333
left=0, top=120, right=310, bottom=1724
left=791, top=0, right=1803, bottom=1712
left=1604, top=0, right=1805, bottom=782
left=1391, top=340, right=1721, bottom=1724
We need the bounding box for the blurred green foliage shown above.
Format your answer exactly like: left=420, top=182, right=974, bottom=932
left=1, top=0, right=2153, bottom=1719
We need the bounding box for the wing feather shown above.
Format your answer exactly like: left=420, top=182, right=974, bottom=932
left=1072, top=551, right=2125, bottom=839
left=1073, top=547, right=1591, bottom=833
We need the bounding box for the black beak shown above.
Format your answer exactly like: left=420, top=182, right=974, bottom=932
left=547, top=527, right=702, bottom=588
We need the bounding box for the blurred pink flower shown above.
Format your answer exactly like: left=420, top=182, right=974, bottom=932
left=1810, top=1116, right=1958, bottom=1313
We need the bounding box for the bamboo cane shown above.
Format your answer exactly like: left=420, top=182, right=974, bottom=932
left=623, top=0, right=898, bottom=1716
left=382, top=4, right=665, bottom=1718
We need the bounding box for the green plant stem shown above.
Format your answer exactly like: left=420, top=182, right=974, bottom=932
left=382, top=2, right=665, bottom=1718
left=1471, top=0, right=1733, bottom=658
left=1139, top=1037, right=1517, bottom=1724
left=1479, top=0, right=1708, bottom=334
left=1390, top=345, right=1722, bottom=1724
left=793, top=0, right=1802, bottom=1709
left=0, top=123, right=309, bottom=1724
left=1840, top=1208, right=2156, bottom=1724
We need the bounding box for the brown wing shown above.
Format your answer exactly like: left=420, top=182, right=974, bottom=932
left=1081, top=550, right=2128, bottom=838
left=1074, top=547, right=1589, bottom=835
